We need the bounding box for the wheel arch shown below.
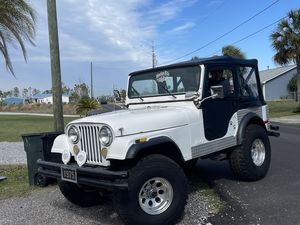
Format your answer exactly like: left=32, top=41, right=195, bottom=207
left=237, top=112, right=266, bottom=145
left=126, top=136, right=185, bottom=165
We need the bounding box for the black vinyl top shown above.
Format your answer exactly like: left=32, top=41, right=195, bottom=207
left=129, top=56, right=258, bottom=76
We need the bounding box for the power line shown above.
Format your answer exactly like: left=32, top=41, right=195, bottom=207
left=207, top=15, right=288, bottom=56
left=196, top=0, right=226, bottom=26
left=161, top=0, right=281, bottom=65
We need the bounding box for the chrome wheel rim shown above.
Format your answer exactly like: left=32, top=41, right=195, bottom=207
left=251, top=139, right=266, bottom=166
left=138, top=177, right=173, bottom=215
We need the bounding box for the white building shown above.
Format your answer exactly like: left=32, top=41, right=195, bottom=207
left=260, top=65, right=297, bottom=101
left=32, top=94, right=69, bottom=104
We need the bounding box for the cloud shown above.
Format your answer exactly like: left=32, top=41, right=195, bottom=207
left=171, top=22, right=196, bottom=32
left=22, top=0, right=199, bottom=66
left=147, top=0, right=197, bottom=21
left=1, top=0, right=200, bottom=94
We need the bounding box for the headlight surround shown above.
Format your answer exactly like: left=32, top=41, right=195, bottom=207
left=99, top=126, right=113, bottom=147
left=68, top=125, right=80, bottom=144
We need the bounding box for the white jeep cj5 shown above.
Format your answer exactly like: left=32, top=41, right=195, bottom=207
left=38, top=56, right=279, bottom=225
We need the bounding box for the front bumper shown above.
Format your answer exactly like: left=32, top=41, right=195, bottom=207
left=37, top=159, right=128, bottom=190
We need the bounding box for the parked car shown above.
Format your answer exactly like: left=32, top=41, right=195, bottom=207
left=38, top=56, right=279, bottom=225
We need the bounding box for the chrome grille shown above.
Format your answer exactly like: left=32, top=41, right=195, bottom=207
left=78, top=125, right=102, bottom=164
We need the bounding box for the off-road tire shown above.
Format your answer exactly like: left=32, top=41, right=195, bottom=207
left=230, top=124, right=271, bottom=181
left=114, top=154, right=188, bottom=225
left=58, top=180, right=103, bottom=207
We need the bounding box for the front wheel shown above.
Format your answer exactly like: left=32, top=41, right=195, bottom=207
left=58, top=181, right=103, bottom=207
left=229, top=124, right=271, bottom=181
left=114, top=155, right=188, bottom=225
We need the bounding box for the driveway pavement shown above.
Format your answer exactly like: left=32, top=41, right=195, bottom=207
left=201, top=123, right=300, bottom=225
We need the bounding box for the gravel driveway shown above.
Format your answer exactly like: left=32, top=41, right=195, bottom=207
left=0, top=142, right=26, bottom=164
left=0, top=142, right=216, bottom=225
left=0, top=184, right=214, bottom=225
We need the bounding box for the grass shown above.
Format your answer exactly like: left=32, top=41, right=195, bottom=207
left=268, top=100, right=300, bottom=118
left=0, top=115, right=77, bottom=142
left=0, top=165, right=35, bottom=200
left=189, top=173, right=225, bottom=213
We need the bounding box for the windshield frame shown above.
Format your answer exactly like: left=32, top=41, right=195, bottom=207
left=127, top=65, right=201, bottom=99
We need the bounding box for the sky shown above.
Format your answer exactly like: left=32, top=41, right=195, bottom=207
left=0, top=0, right=299, bottom=96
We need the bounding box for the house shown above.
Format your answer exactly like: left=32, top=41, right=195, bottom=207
left=4, top=97, right=25, bottom=105
left=32, top=93, right=69, bottom=104
left=260, top=65, right=297, bottom=101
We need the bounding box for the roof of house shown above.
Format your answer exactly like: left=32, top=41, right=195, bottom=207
left=260, top=65, right=297, bottom=84
left=32, top=93, right=52, bottom=99
left=4, top=97, right=25, bottom=105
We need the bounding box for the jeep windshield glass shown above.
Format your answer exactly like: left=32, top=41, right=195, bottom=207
left=128, top=66, right=201, bottom=99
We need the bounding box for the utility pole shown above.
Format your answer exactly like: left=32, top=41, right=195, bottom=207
left=90, top=62, right=94, bottom=99
left=47, top=0, right=64, bottom=132
left=152, top=41, right=157, bottom=68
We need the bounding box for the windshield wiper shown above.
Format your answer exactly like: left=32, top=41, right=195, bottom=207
left=157, top=83, right=177, bottom=99
left=131, top=87, right=144, bottom=101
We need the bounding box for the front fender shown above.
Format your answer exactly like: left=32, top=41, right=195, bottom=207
left=106, top=125, right=191, bottom=161
left=51, top=134, right=72, bottom=154
left=126, top=136, right=183, bottom=160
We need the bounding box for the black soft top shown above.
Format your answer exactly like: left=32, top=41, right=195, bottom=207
left=129, top=56, right=258, bottom=76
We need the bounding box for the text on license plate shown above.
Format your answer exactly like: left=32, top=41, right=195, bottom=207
left=61, top=167, right=77, bottom=183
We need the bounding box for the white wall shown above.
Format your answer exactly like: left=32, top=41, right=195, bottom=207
left=37, top=96, right=69, bottom=104
left=263, top=68, right=296, bottom=101
left=62, top=95, right=69, bottom=104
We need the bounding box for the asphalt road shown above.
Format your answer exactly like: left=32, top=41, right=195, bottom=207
left=196, top=123, right=300, bottom=225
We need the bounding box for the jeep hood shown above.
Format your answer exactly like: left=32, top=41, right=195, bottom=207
left=69, top=106, right=190, bottom=137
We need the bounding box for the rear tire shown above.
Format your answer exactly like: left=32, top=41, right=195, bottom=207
left=58, top=181, right=103, bottom=207
left=114, top=154, right=188, bottom=225
left=229, top=124, right=271, bottom=181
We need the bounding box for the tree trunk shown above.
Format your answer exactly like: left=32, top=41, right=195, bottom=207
left=47, top=0, right=64, bottom=132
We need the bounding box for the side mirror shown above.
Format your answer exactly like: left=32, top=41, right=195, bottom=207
left=210, top=85, right=224, bottom=99
left=113, top=90, right=121, bottom=101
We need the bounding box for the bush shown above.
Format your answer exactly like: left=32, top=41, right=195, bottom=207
left=76, top=97, right=100, bottom=116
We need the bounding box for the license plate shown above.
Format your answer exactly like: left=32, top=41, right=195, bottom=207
left=61, top=166, right=77, bottom=183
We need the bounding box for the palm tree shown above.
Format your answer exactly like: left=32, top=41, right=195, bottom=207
left=76, top=97, right=100, bottom=117
left=222, top=45, right=246, bottom=59
left=270, top=9, right=300, bottom=106
left=0, top=0, right=36, bottom=76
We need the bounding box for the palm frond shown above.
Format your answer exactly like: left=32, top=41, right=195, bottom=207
left=222, top=45, right=246, bottom=59
left=76, top=97, right=100, bottom=116
left=0, top=0, right=36, bottom=76
left=270, top=9, right=300, bottom=66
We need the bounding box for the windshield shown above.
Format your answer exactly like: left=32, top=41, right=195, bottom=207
left=128, top=66, right=201, bottom=99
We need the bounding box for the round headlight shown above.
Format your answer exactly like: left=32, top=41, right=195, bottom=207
left=99, top=126, right=113, bottom=147
left=68, top=125, right=80, bottom=144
